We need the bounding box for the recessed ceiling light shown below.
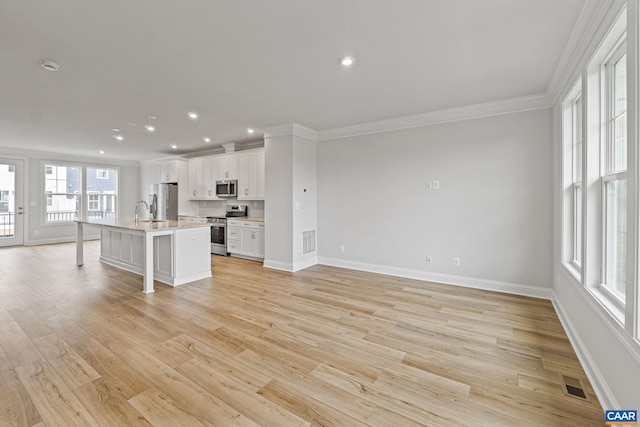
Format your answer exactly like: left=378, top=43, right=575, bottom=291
left=247, top=128, right=255, bottom=134
left=39, top=59, right=60, bottom=72
left=147, top=116, right=157, bottom=120
left=341, top=56, right=354, bottom=66
left=188, top=112, right=198, bottom=120
left=171, top=145, right=178, bottom=149
left=99, top=150, right=105, bottom=154
left=114, top=135, right=124, bottom=141
left=145, top=125, right=155, bottom=132
left=128, top=122, right=138, bottom=127
left=203, top=137, right=211, bottom=143
left=112, top=128, right=120, bottom=132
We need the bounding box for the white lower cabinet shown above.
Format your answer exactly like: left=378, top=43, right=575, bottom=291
left=227, top=219, right=264, bottom=259
left=100, top=226, right=211, bottom=286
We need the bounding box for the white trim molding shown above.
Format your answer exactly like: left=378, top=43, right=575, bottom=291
left=263, top=123, right=318, bottom=141
left=316, top=94, right=552, bottom=142
left=317, top=257, right=553, bottom=300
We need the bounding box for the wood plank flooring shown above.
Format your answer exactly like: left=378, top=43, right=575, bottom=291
left=0, top=241, right=603, bottom=426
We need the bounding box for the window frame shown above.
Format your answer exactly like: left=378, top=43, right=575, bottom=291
left=41, top=162, right=120, bottom=225
left=42, top=162, right=82, bottom=225
left=598, top=45, right=628, bottom=312
left=562, top=78, right=584, bottom=280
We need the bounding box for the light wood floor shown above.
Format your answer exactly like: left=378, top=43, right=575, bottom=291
left=0, top=241, right=603, bottom=426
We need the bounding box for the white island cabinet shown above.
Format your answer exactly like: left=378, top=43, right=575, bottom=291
left=76, top=218, right=211, bottom=293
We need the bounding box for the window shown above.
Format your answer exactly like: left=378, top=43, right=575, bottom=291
left=602, top=48, right=627, bottom=305
left=86, top=167, right=117, bottom=219
left=43, top=164, right=118, bottom=223
left=574, top=7, right=629, bottom=326
left=88, top=193, right=99, bottom=211
left=573, top=94, right=583, bottom=267
left=0, top=190, right=8, bottom=213
left=44, top=164, right=81, bottom=223
left=562, top=78, right=583, bottom=277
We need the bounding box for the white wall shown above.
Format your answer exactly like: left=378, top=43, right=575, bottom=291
left=264, top=133, right=294, bottom=269
left=292, top=134, right=318, bottom=269
left=317, top=109, right=553, bottom=295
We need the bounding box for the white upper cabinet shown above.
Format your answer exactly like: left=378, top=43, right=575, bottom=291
left=187, top=157, right=214, bottom=200
left=187, top=150, right=263, bottom=200
left=237, top=149, right=265, bottom=200
left=215, top=154, right=238, bottom=181
left=159, top=160, right=179, bottom=183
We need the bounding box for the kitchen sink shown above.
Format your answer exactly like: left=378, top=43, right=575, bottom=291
left=138, top=219, right=168, bottom=223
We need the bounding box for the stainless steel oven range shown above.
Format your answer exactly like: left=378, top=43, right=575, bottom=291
left=207, top=217, right=227, bottom=256
left=208, top=204, right=247, bottom=256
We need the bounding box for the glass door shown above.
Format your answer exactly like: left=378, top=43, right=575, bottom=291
left=0, top=159, right=24, bottom=247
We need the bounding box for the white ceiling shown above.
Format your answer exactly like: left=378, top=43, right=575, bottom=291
left=0, top=0, right=585, bottom=161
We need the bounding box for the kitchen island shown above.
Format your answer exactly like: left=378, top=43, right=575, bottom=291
left=76, top=218, right=211, bottom=293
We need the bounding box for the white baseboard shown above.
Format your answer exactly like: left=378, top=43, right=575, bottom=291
left=551, top=293, right=618, bottom=409
left=263, top=256, right=318, bottom=272
left=317, top=257, right=553, bottom=300
left=263, top=259, right=294, bottom=272
left=293, top=256, right=317, bottom=272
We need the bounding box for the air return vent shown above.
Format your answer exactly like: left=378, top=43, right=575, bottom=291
left=562, top=375, right=587, bottom=399
left=302, top=230, right=316, bottom=255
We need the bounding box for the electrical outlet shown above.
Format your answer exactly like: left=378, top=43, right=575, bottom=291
left=453, top=257, right=461, bottom=267
left=340, top=245, right=345, bottom=253
left=425, top=181, right=432, bottom=189
left=426, top=255, right=432, bottom=263
left=433, top=180, right=440, bottom=190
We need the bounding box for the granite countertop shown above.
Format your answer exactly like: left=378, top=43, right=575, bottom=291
left=76, top=218, right=210, bottom=232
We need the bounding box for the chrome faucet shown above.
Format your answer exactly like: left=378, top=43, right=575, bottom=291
left=135, top=200, right=149, bottom=223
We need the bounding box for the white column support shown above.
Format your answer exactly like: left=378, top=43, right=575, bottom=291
left=76, top=221, right=84, bottom=266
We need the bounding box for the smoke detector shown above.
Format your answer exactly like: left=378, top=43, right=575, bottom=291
left=39, top=60, right=60, bottom=72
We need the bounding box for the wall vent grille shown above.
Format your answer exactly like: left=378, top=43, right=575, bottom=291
left=561, top=375, right=587, bottom=399
left=302, top=230, right=316, bottom=255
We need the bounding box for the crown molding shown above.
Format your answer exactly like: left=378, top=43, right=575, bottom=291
left=548, top=0, right=626, bottom=104
left=263, top=123, right=318, bottom=140
left=316, top=93, right=552, bottom=141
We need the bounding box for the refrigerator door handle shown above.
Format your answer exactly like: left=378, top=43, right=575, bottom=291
left=150, top=194, right=158, bottom=219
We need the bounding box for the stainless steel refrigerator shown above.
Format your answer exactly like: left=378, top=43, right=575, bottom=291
left=149, top=183, right=178, bottom=220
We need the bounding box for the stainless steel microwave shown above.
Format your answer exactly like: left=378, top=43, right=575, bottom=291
left=215, top=180, right=237, bottom=197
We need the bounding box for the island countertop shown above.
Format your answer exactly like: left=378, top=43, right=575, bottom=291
left=76, top=218, right=210, bottom=232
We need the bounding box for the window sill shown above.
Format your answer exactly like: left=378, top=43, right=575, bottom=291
left=562, top=262, right=582, bottom=283
left=586, top=286, right=625, bottom=326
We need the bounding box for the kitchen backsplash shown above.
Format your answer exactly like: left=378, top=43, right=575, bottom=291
left=196, top=200, right=264, bottom=218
